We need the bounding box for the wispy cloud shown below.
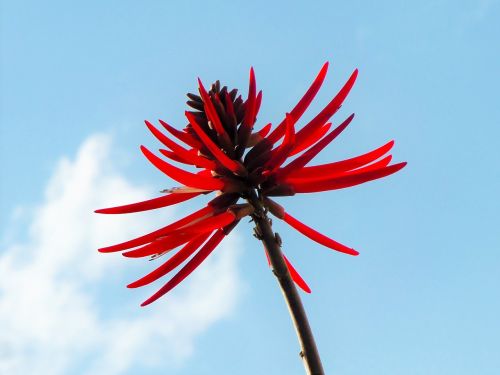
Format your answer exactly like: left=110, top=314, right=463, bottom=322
left=0, top=134, right=242, bottom=375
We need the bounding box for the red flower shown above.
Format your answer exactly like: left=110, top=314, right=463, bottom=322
left=96, top=63, right=406, bottom=306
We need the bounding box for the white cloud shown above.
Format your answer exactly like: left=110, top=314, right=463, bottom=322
left=0, top=134, right=242, bottom=375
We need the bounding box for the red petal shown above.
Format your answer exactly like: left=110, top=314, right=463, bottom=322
left=159, top=119, right=202, bottom=149
left=158, top=148, right=217, bottom=170
left=294, top=69, right=358, bottom=142
left=246, top=123, right=272, bottom=148
left=158, top=149, right=190, bottom=164
left=283, top=254, right=311, bottom=293
left=286, top=155, right=393, bottom=184
left=283, top=212, right=358, bottom=255
left=141, top=146, right=224, bottom=190
left=262, top=248, right=311, bottom=293
left=288, top=140, right=394, bottom=179
left=243, top=67, right=257, bottom=127
left=197, top=79, right=229, bottom=140
left=290, top=162, right=407, bottom=193
left=354, top=155, right=392, bottom=171
left=146, top=121, right=216, bottom=169
left=94, top=192, right=200, bottom=215
left=237, top=68, right=258, bottom=148
left=127, top=233, right=211, bottom=288
left=276, top=114, right=355, bottom=178
left=265, top=113, right=296, bottom=170
left=267, top=62, right=329, bottom=144
left=258, top=123, right=272, bottom=138
left=289, top=123, right=332, bottom=157
left=120, top=212, right=233, bottom=258
left=123, top=233, right=195, bottom=258
left=141, top=229, right=226, bottom=306
left=224, top=92, right=237, bottom=126
left=98, top=206, right=213, bottom=253
left=255, top=90, right=263, bottom=118
left=168, top=211, right=235, bottom=236
left=185, top=112, right=245, bottom=175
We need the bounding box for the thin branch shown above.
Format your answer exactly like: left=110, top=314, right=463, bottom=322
left=247, top=191, right=325, bottom=375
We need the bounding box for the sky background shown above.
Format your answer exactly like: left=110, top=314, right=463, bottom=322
left=1, top=0, right=499, bottom=374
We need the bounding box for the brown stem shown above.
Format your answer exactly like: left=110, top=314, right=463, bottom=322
left=248, top=191, right=325, bottom=375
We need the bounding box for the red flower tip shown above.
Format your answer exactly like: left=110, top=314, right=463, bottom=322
left=97, top=63, right=405, bottom=304
left=184, top=111, right=246, bottom=176
left=258, top=122, right=272, bottom=138
left=263, top=250, right=311, bottom=293
left=275, top=113, right=355, bottom=180
left=289, top=161, right=407, bottom=193
left=266, top=62, right=330, bottom=144
left=282, top=212, right=359, bottom=256
left=140, top=145, right=225, bottom=191
left=127, top=233, right=211, bottom=289
left=94, top=192, right=200, bottom=215
left=140, top=229, right=227, bottom=306
left=283, top=255, right=311, bottom=293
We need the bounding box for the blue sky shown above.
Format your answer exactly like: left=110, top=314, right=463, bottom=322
left=1, top=0, right=499, bottom=374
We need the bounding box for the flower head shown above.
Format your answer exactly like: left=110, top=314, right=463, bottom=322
left=96, top=63, right=406, bottom=306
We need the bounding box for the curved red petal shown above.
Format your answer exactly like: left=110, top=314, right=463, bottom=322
left=224, top=91, right=237, bottom=126
left=289, top=123, right=332, bottom=157
left=158, top=119, right=202, bottom=149
left=127, top=233, right=211, bottom=288
left=294, top=69, right=358, bottom=142
left=283, top=212, right=358, bottom=256
left=141, top=229, right=226, bottom=306
left=197, top=79, right=229, bottom=139
left=262, top=248, right=311, bottom=293
left=258, top=122, right=272, bottom=138
left=169, top=211, right=236, bottom=236
left=94, top=192, right=200, bottom=215
left=237, top=68, right=258, bottom=149
left=122, top=233, right=195, bottom=258
left=159, top=148, right=217, bottom=170
left=288, top=140, right=394, bottom=179
left=267, top=62, right=329, bottom=144
left=265, top=113, right=296, bottom=170
left=354, top=155, right=392, bottom=171
left=243, top=67, right=257, bottom=128
left=255, top=90, right=263, bottom=118
left=117, top=212, right=233, bottom=257
left=286, top=155, right=393, bottom=184
left=141, top=146, right=224, bottom=190
left=146, top=121, right=216, bottom=169
left=158, top=149, right=190, bottom=164
left=98, top=206, right=213, bottom=253
left=291, top=162, right=407, bottom=193
left=276, top=114, right=355, bottom=179
left=185, top=112, right=245, bottom=175
left=246, top=122, right=272, bottom=148
left=283, top=254, right=311, bottom=293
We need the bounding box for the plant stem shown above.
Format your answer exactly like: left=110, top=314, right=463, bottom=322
left=248, top=192, right=325, bottom=375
